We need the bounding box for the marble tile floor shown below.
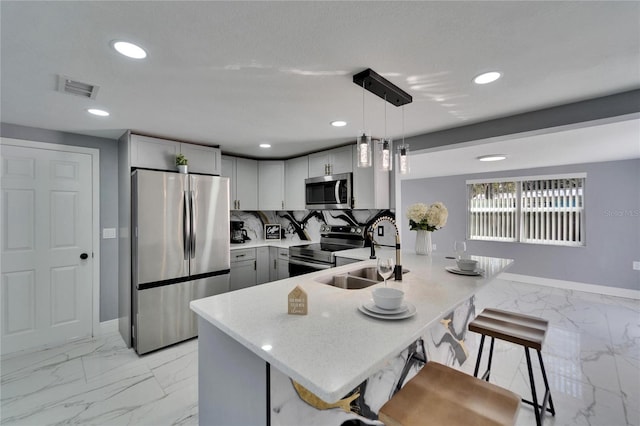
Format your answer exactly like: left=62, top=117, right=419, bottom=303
left=1, top=278, right=638, bottom=426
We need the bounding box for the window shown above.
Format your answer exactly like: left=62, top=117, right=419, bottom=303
left=468, top=174, right=586, bottom=246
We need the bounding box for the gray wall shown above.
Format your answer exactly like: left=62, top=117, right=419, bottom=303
left=1, top=123, right=120, bottom=321
left=401, top=159, right=640, bottom=290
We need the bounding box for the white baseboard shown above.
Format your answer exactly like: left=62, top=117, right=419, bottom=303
left=98, top=319, right=119, bottom=335
left=498, top=273, right=640, bottom=300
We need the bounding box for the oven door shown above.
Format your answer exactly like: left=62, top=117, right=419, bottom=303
left=288, top=257, right=334, bottom=277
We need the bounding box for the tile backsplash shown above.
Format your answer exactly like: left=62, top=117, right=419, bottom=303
left=230, top=209, right=396, bottom=246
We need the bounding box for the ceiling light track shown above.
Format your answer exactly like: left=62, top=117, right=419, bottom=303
left=352, top=68, right=412, bottom=107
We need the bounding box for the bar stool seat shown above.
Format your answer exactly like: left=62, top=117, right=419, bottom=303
left=378, top=361, right=520, bottom=426
left=469, top=308, right=556, bottom=426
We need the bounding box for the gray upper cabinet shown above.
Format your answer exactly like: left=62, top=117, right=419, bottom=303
left=180, top=143, right=221, bottom=175
left=130, top=135, right=179, bottom=170
left=308, top=145, right=353, bottom=177
left=130, top=134, right=221, bottom=175
left=284, top=156, right=308, bottom=210
left=352, top=144, right=390, bottom=209
left=258, top=161, right=285, bottom=210
left=221, top=155, right=258, bottom=210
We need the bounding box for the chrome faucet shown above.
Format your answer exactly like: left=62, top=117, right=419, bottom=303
left=368, top=216, right=402, bottom=281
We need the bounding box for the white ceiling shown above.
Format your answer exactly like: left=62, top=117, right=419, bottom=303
left=1, top=1, right=639, bottom=160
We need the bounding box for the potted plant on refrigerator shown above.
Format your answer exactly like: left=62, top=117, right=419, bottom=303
left=176, top=154, right=188, bottom=174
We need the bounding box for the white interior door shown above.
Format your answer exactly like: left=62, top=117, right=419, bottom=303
left=1, top=143, right=94, bottom=354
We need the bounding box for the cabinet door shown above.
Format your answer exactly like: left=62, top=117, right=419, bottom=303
left=269, top=247, right=279, bottom=282
left=329, top=145, right=353, bottom=175
left=235, top=158, right=258, bottom=210
left=277, top=248, right=289, bottom=280
left=229, top=259, right=257, bottom=291
left=258, top=161, right=284, bottom=210
left=352, top=145, right=390, bottom=209
left=285, top=156, right=308, bottom=210
left=221, top=156, right=236, bottom=208
left=180, top=144, right=221, bottom=175
left=130, top=134, right=179, bottom=170
left=256, top=246, right=270, bottom=284
left=308, top=152, right=330, bottom=178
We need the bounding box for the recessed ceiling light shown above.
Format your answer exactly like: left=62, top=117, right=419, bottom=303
left=473, top=71, right=501, bottom=85
left=87, top=108, right=110, bottom=117
left=477, top=154, right=507, bottom=162
left=331, top=120, right=347, bottom=127
left=112, top=41, right=147, bottom=59
left=259, top=143, right=271, bottom=148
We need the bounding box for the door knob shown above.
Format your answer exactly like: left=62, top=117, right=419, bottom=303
left=80, top=253, right=89, bottom=260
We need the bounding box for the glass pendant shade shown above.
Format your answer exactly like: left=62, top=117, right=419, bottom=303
left=357, top=132, right=372, bottom=168
left=380, top=139, right=393, bottom=171
left=398, top=144, right=410, bottom=175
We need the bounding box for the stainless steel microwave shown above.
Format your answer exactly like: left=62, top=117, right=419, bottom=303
left=305, top=173, right=352, bottom=210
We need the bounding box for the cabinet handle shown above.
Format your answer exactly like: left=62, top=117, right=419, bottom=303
left=254, top=260, right=257, bottom=270
left=274, top=259, right=277, bottom=269
left=282, top=200, right=284, bottom=210
left=238, top=200, right=241, bottom=210
left=236, top=253, right=246, bottom=258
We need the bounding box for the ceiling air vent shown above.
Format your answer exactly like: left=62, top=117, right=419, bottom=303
left=57, top=75, right=99, bottom=99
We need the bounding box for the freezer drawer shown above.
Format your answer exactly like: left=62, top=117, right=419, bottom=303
left=134, top=274, right=229, bottom=354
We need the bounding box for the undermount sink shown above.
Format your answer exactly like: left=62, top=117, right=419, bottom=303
left=315, top=266, right=410, bottom=290
left=315, top=266, right=383, bottom=290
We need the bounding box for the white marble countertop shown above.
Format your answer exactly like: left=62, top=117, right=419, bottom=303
left=191, top=250, right=513, bottom=402
left=229, top=239, right=312, bottom=250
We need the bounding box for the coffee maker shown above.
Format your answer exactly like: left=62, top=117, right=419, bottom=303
left=231, top=220, right=249, bottom=244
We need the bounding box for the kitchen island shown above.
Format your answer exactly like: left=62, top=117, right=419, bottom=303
left=190, top=250, right=512, bottom=425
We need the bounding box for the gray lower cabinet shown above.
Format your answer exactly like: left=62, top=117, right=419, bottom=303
left=256, top=246, right=270, bottom=284
left=229, top=248, right=257, bottom=291
left=269, top=247, right=289, bottom=281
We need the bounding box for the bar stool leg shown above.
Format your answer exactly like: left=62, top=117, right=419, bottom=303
left=484, top=337, right=496, bottom=381
left=524, top=348, right=542, bottom=426
left=473, top=334, right=486, bottom=377
left=537, top=349, right=556, bottom=416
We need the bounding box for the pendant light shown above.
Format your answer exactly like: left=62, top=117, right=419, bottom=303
left=397, top=105, right=410, bottom=175
left=352, top=69, right=413, bottom=173
left=379, top=94, right=393, bottom=172
left=356, top=81, right=372, bottom=168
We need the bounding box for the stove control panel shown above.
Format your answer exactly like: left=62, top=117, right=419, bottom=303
left=320, top=225, right=365, bottom=238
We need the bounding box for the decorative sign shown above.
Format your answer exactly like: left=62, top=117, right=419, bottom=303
left=265, top=224, right=281, bottom=240
left=288, top=285, right=308, bottom=315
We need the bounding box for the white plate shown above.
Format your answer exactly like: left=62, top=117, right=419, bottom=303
left=445, top=266, right=484, bottom=276
left=358, top=303, right=416, bottom=320
left=363, top=301, right=408, bottom=315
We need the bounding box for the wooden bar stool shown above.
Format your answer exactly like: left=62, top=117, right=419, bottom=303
left=379, top=361, right=520, bottom=426
left=468, top=308, right=556, bottom=426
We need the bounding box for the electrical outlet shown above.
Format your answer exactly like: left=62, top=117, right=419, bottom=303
left=432, top=243, right=436, bottom=251
left=634, top=261, right=640, bottom=271
left=102, top=228, right=117, bottom=239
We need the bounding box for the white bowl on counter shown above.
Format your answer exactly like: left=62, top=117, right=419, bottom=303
left=372, top=287, right=405, bottom=310
left=456, top=259, right=478, bottom=272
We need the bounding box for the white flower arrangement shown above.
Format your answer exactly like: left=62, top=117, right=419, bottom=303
left=406, top=202, right=448, bottom=231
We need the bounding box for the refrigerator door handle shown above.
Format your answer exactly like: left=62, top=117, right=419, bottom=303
left=190, top=190, right=196, bottom=259
left=183, top=190, right=191, bottom=260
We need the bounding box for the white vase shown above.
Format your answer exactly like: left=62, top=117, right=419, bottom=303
left=415, top=230, right=432, bottom=256
left=178, top=165, right=188, bottom=174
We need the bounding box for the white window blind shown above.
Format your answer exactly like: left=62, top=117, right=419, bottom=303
left=468, top=182, right=517, bottom=242
left=467, top=174, right=586, bottom=246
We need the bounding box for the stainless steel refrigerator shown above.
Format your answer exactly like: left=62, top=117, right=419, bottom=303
left=132, top=169, right=230, bottom=354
